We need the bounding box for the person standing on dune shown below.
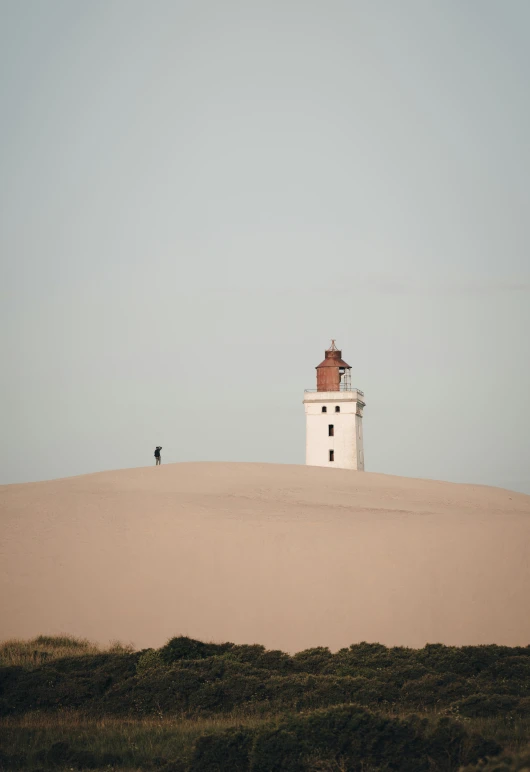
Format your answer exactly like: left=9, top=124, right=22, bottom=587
left=154, top=446, right=162, bottom=465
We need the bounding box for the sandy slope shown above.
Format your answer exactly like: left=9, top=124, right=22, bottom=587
left=1, top=463, right=529, bottom=652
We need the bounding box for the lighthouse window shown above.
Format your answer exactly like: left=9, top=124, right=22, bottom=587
left=328, top=425, right=334, bottom=437
left=335, top=406, right=340, bottom=413
left=321, top=406, right=327, bottom=413
left=329, top=450, right=334, bottom=462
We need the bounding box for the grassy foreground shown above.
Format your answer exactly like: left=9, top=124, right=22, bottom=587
left=0, top=635, right=529, bottom=771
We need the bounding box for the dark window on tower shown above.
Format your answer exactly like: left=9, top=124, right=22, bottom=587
left=322, top=406, right=327, bottom=413
left=328, top=425, right=334, bottom=437
left=329, top=450, right=334, bottom=462
left=335, top=406, right=340, bottom=413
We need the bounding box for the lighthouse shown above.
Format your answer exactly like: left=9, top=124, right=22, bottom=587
left=303, top=341, right=366, bottom=470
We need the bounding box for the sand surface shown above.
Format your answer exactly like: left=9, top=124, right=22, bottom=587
left=1, top=462, right=529, bottom=652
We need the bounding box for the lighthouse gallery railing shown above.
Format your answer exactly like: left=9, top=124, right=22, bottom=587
left=304, top=386, right=364, bottom=396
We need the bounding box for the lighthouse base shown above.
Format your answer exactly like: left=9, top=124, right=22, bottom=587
left=303, top=390, right=365, bottom=471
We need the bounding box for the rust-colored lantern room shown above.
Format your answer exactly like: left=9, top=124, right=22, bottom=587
left=316, top=340, right=352, bottom=392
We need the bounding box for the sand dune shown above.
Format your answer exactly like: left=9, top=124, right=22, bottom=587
left=1, top=462, right=529, bottom=652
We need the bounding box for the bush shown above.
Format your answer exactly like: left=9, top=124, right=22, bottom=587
left=461, top=748, right=530, bottom=771
left=515, top=697, right=530, bottom=716
left=223, top=645, right=295, bottom=674
left=27, top=740, right=123, bottom=769
left=424, top=717, right=501, bottom=769
left=223, top=645, right=267, bottom=666
left=190, top=728, right=253, bottom=772
left=136, top=648, right=164, bottom=674
left=1, top=635, right=529, bottom=724
left=455, top=694, right=521, bottom=718
left=159, top=637, right=234, bottom=664
left=0, top=749, right=27, bottom=770
left=0, top=652, right=139, bottom=716
left=292, top=648, right=334, bottom=674
left=188, top=705, right=501, bottom=772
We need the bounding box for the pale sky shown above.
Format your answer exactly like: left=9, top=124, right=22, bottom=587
left=1, top=0, right=529, bottom=492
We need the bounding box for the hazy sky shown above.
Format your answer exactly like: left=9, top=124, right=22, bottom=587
left=1, top=0, right=529, bottom=492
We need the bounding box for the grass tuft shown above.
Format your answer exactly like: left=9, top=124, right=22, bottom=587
left=0, top=634, right=133, bottom=668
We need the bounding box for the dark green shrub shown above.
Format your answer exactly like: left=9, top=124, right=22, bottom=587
left=159, top=637, right=234, bottom=664
left=224, top=645, right=295, bottom=674
left=247, top=705, right=500, bottom=772
left=455, top=694, right=520, bottom=718
left=292, top=647, right=333, bottom=674
left=1, top=635, right=529, bottom=722
left=136, top=648, right=165, bottom=674
left=460, top=749, right=530, bottom=771
left=399, top=673, right=466, bottom=709
left=0, top=749, right=27, bottom=770
left=35, top=741, right=93, bottom=768
left=0, top=653, right=139, bottom=716
left=418, top=644, right=530, bottom=678
left=256, top=649, right=295, bottom=673
left=261, top=674, right=354, bottom=712
left=384, top=663, right=431, bottom=685
left=105, top=665, right=204, bottom=715
left=348, top=642, right=388, bottom=658
left=224, top=645, right=267, bottom=666
left=159, top=761, right=188, bottom=772
left=424, top=717, right=501, bottom=768
left=190, top=728, right=253, bottom=772
left=251, top=727, right=306, bottom=772
left=481, top=656, right=530, bottom=688
left=515, top=697, right=530, bottom=715
left=32, top=740, right=123, bottom=769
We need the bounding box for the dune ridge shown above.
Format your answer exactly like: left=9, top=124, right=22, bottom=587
left=1, top=462, right=529, bottom=651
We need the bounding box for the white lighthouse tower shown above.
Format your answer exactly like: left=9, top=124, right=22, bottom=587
left=303, top=341, right=366, bottom=470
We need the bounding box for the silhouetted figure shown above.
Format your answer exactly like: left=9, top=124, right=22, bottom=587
left=154, top=446, right=162, bottom=465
